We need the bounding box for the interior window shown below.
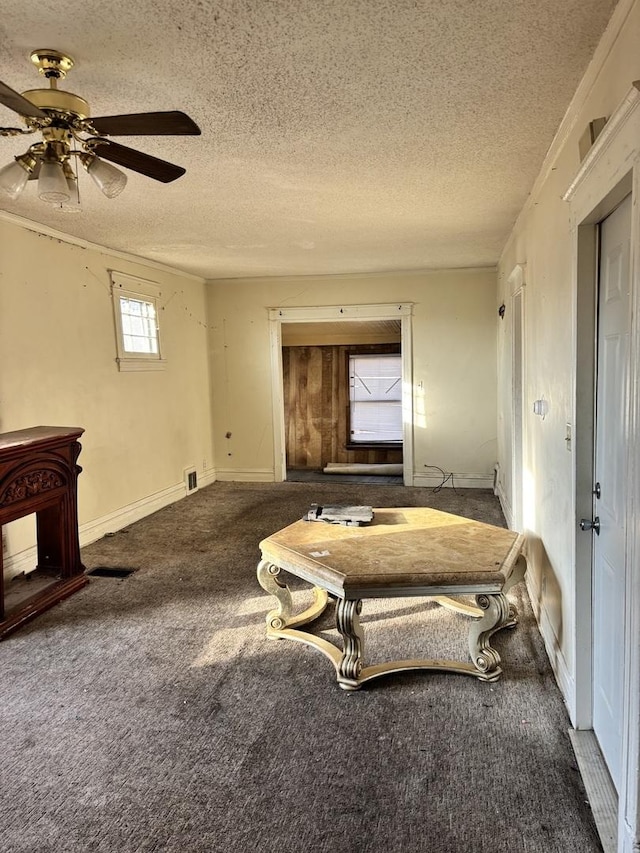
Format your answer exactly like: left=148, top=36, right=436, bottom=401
left=349, top=353, right=402, bottom=443
left=119, top=295, right=159, bottom=355
left=110, top=271, right=164, bottom=371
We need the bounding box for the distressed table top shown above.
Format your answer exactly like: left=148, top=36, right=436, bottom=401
left=259, top=507, right=525, bottom=598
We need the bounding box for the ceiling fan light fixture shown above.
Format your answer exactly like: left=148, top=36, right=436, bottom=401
left=38, top=158, right=70, bottom=203
left=0, top=49, right=199, bottom=210
left=59, top=159, right=81, bottom=213
left=0, top=152, right=37, bottom=199
left=80, top=152, right=127, bottom=199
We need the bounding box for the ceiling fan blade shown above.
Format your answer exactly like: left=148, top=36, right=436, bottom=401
left=0, top=80, right=48, bottom=119
left=91, top=139, right=186, bottom=183
left=89, top=110, right=200, bottom=136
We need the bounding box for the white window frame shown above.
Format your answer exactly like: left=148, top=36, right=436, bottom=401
left=110, top=271, right=165, bottom=372
left=348, top=352, right=403, bottom=445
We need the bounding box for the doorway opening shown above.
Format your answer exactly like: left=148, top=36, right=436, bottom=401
left=268, top=304, right=414, bottom=485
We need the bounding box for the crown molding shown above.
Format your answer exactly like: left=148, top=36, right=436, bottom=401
left=208, top=265, right=496, bottom=284
left=0, top=209, right=206, bottom=283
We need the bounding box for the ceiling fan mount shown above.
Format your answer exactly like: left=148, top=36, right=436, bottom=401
left=21, top=49, right=89, bottom=121
left=30, top=49, right=75, bottom=80
left=0, top=48, right=201, bottom=207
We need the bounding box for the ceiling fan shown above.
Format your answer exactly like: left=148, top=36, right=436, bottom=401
left=0, top=49, right=201, bottom=209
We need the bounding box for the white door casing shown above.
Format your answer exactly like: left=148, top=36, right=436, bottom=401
left=268, top=304, right=414, bottom=485
left=509, top=265, right=526, bottom=533
left=592, top=195, right=632, bottom=793
left=563, top=81, right=640, bottom=853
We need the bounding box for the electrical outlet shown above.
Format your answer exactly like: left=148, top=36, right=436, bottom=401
left=565, top=423, right=572, bottom=452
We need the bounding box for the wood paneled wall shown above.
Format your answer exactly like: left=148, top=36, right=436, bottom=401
left=282, top=344, right=403, bottom=469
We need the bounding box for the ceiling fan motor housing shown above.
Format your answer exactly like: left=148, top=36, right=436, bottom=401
left=20, top=50, right=89, bottom=123
left=20, top=89, right=90, bottom=121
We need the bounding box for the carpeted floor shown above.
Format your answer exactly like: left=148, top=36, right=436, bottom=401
left=0, top=482, right=602, bottom=853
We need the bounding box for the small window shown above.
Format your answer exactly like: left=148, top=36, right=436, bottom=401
left=349, top=353, right=403, bottom=444
left=119, top=295, right=158, bottom=355
left=110, top=271, right=164, bottom=371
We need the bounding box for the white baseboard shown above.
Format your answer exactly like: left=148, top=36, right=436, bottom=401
left=496, top=481, right=514, bottom=529
left=212, top=469, right=492, bottom=488
left=200, top=468, right=216, bottom=487
left=4, top=547, right=42, bottom=581
left=80, top=482, right=187, bottom=545
left=525, top=570, right=575, bottom=709
left=3, top=478, right=197, bottom=580
left=214, top=468, right=275, bottom=482
left=412, top=472, right=494, bottom=489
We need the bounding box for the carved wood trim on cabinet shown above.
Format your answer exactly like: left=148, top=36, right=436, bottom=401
left=0, top=426, right=88, bottom=639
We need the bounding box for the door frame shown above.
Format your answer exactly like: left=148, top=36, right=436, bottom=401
left=564, top=83, right=640, bottom=852
left=268, top=303, right=414, bottom=485
left=509, top=264, right=526, bottom=532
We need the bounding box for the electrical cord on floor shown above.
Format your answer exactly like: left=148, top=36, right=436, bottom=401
left=424, top=464, right=460, bottom=494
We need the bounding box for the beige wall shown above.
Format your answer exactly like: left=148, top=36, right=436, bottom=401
left=496, top=1, right=640, bottom=696
left=1, top=217, right=214, bottom=567
left=206, top=268, right=497, bottom=483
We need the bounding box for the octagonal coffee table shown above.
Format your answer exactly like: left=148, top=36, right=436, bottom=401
left=257, top=506, right=526, bottom=690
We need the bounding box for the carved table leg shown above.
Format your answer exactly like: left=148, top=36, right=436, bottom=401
left=468, top=593, right=511, bottom=681
left=502, top=554, right=527, bottom=628
left=257, top=559, right=294, bottom=632
left=257, top=559, right=331, bottom=637
left=335, top=599, right=365, bottom=691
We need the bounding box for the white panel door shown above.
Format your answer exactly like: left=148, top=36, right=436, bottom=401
left=592, top=194, right=631, bottom=792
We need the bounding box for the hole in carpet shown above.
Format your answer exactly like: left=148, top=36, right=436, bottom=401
left=86, top=567, right=137, bottom=578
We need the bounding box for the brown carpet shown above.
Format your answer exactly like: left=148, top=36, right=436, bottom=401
left=0, top=481, right=602, bottom=853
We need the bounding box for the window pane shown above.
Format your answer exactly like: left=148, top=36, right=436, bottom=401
left=119, top=296, right=159, bottom=355
left=350, top=355, right=402, bottom=402
left=130, top=316, right=146, bottom=336
left=351, top=401, right=403, bottom=442
left=349, top=354, right=402, bottom=442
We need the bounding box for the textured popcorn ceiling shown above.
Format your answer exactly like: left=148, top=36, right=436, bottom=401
left=0, top=1, right=617, bottom=279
